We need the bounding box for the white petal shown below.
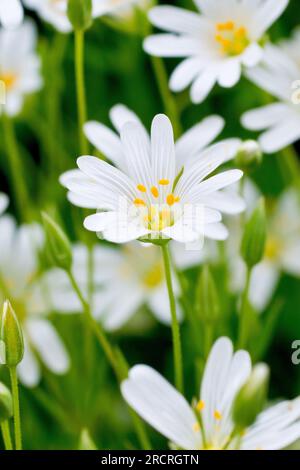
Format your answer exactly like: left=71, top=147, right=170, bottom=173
left=218, top=59, right=241, bottom=88
left=169, top=57, right=205, bottom=93
left=282, top=240, right=300, bottom=277
left=249, top=261, right=279, bottom=311
left=242, top=43, right=264, bottom=67
left=200, top=191, right=246, bottom=215
left=259, top=119, right=300, bottom=154
left=175, top=115, right=224, bottom=168
left=101, top=286, right=144, bottom=331
left=151, top=114, right=176, bottom=186
left=252, top=0, right=289, bottom=38
left=188, top=170, right=243, bottom=201
left=144, top=34, right=199, bottom=57
left=203, top=223, right=229, bottom=240
left=27, top=319, right=70, bottom=375
left=84, top=121, right=123, bottom=168
left=17, top=336, right=40, bottom=388
left=190, top=68, right=217, bottom=104
left=120, top=121, right=151, bottom=187
left=0, top=193, right=9, bottom=215
left=148, top=6, right=205, bottom=35
left=109, top=104, right=143, bottom=134
left=0, top=0, right=23, bottom=29
left=241, top=103, right=293, bottom=131
left=121, top=365, right=200, bottom=449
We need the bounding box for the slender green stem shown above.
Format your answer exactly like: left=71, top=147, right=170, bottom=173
left=150, top=56, right=182, bottom=139
left=237, top=266, right=252, bottom=349
left=74, top=29, right=88, bottom=155
left=1, top=421, right=13, bottom=450
left=161, top=244, right=184, bottom=393
left=9, top=367, right=22, bottom=450
left=67, top=269, right=151, bottom=449
left=281, top=145, right=300, bottom=188
left=2, top=113, right=30, bottom=221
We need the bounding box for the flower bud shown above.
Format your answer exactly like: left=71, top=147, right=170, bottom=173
left=241, top=198, right=266, bottom=269
left=0, top=382, right=13, bottom=424
left=42, top=212, right=72, bottom=272
left=235, top=140, right=263, bottom=171
left=1, top=301, right=24, bottom=367
left=78, top=429, right=97, bottom=450
left=232, top=363, right=269, bottom=430
left=67, top=0, right=92, bottom=31
left=196, top=265, right=220, bottom=322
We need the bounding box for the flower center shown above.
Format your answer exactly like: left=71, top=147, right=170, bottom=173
left=142, top=262, right=164, bottom=288
left=265, top=237, right=282, bottom=260
left=215, top=21, right=249, bottom=56
left=133, top=179, right=181, bottom=231
left=0, top=73, right=17, bottom=91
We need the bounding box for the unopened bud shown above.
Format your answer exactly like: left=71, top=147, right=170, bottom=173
left=241, top=198, right=266, bottom=268
left=42, top=212, right=72, bottom=272
left=0, top=382, right=13, bottom=423
left=1, top=301, right=24, bottom=367
left=78, top=428, right=97, bottom=450
left=67, top=0, right=92, bottom=31
left=233, top=363, right=269, bottom=429
left=235, top=140, right=263, bottom=171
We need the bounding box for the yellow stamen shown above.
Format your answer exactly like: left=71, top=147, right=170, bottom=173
left=215, top=21, right=249, bottom=56
left=151, top=186, right=159, bottom=198
left=174, top=196, right=180, bottom=203
left=196, top=400, right=205, bottom=412
left=166, top=194, right=176, bottom=206
left=137, top=184, right=147, bottom=193
left=134, top=198, right=146, bottom=206
left=0, top=73, right=17, bottom=90
left=159, top=179, right=170, bottom=186
left=214, top=410, right=222, bottom=421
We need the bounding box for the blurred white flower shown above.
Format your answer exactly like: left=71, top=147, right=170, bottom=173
left=24, top=0, right=149, bottom=33
left=122, top=337, right=300, bottom=450
left=0, top=20, right=42, bottom=116
left=0, top=0, right=23, bottom=29
left=0, top=215, right=70, bottom=387
left=280, top=27, right=300, bottom=67
left=229, top=183, right=300, bottom=311
left=242, top=43, right=300, bottom=153
left=0, top=193, right=9, bottom=215
left=143, top=0, right=288, bottom=104
left=61, top=112, right=244, bottom=244
left=45, top=241, right=204, bottom=331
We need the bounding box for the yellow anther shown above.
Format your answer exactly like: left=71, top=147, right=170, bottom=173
left=151, top=186, right=159, bottom=198
left=166, top=194, right=176, bottom=206
left=174, top=196, right=180, bottom=203
left=214, top=410, right=222, bottom=421
left=193, top=422, right=200, bottom=432
left=215, top=21, right=248, bottom=56
left=159, top=179, right=170, bottom=186
left=196, top=400, right=205, bottom=412
left=0, top=73, right=17, bottom=90
left=137, top=184, right=147, bottom=193
left=217, top=21, right=234, bottom=31
left=134, top=198, right=146, bottom=206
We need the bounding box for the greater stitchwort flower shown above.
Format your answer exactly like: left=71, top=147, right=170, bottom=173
left=61, top=113, right=244, bottom=244
left=144, top=0, right=288, bottom=103
left=122, top=337, right=300, bottom=450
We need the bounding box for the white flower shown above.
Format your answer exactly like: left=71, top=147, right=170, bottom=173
left=23, top=0, right=148, bottom=33
left=60, top=112, right=244, bottom=244
left=0, top=0, right=23, bottom=29
left=0, top=193, right=9, bottom=215
left=0, top=20, right=42, bottom=117
left=143, top=0, right=288, bottom=104
left=242, top=43, right=300, bottom=153
left=0, top=216, right=70, bottom=387
left=279, top=27, right=300, bottom=67
left=229, top=183, right=300, bottom=311
left=44, top=240, right=204, bottom=331
left=122, top=337, right=300, bottom=450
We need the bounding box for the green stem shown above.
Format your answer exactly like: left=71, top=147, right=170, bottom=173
left=281, top=145, right=300, bottom=188
left=1, top=421, right=13, bottom=450
left=2, top=113, right=30, bottom=221
left=9, top=367, right=22, bottom=450
left=66, top=270, right=152, bottom=450
left=161, top=244, right=184, bottom=393
left=237, top=266, right=252, bottom=349
left=74, top=29, right=88, bottom=155
left=150, top=56, right=182, bottom=139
